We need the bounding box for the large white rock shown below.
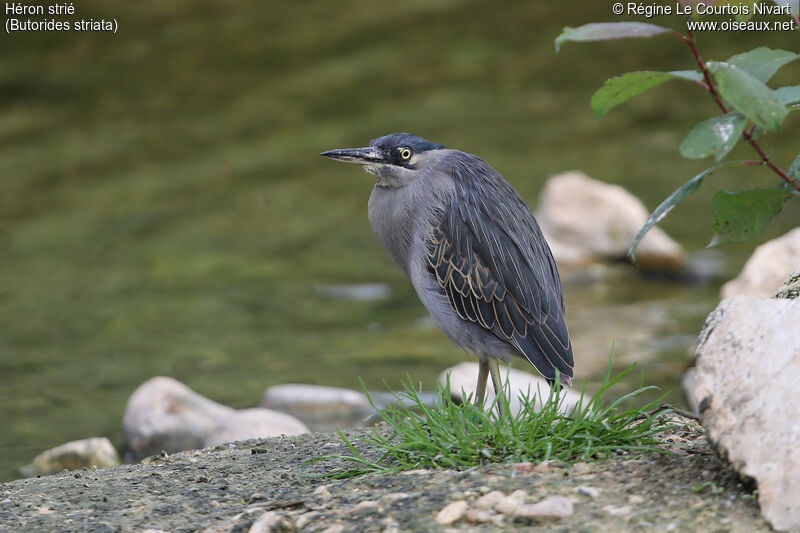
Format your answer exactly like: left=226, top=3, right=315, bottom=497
left=439, top=362, right=589, bottom=416
left=21, top=437, right=120, bottom=476
left=536, top=171, right=686, bottom=270
left=686, top=290, right=800, bottom=532
left=123, top=377, right=309, bottom=458
left=721, top=227, right=800, bottom=299
left=260, top=384, right=373, bottom=431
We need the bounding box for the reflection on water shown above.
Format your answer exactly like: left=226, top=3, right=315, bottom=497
left=0, top=0, right=797, bottom=481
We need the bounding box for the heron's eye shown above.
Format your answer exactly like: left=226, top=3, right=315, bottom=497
left=399, top=147, right=412, bottom=160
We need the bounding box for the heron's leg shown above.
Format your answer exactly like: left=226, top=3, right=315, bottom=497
left=475, top=359, right=489, bottom=406
left=488, top=358, right=506, bottom=416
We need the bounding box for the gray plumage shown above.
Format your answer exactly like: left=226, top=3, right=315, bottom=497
left=321, top=133, right=574, bottom=394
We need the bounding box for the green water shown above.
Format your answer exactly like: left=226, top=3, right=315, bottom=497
left=1, top=1, right=797, bottom=481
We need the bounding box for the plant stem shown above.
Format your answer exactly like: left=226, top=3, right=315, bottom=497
left=679, top=26, right=800, bottom=192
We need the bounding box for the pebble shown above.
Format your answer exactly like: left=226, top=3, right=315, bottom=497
left=514, top=496, right=574, bottom=519
left=320, top=525, right=344, bottom=533
left=379, top=492, right=409, bottom=504
left=436, top=500, right=468, bottom=525
left=465, top=508, right=499, bottom=524
left=353, top=500, right=379, bottom=511
left=572, top=462, right=592, bottom=475
left=475, top=490, right=506, bottom=509
left=576, top=486, right=601, bottom=498
left=628, top=494, right=645, bottom=504
left=313, top=485, right=332, bottom=498
left=249, top=511, right=288, bottom=533
left=294, top=512, right=319, bottom=530
left=494, top=490, right=528, bottom=515
left=603, top=504, right=633, bottom=517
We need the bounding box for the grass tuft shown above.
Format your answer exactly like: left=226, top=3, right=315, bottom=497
left=307, top=353, right=673, bottom=479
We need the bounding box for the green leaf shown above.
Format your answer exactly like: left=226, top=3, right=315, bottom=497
left=790, top=154, right=800, bottom=178
left=555, top=23, right=671, bottom=52
left=783, top=154, right=800, bottom=191
left=679, top=112, right=746, bottom=161
left=708, top=189, right=791, bottom=246
left=628, top=161, right=741, bottom=264
left=707, top=61, right=788, bottom=132
left=670, top=70, right=704, bottom=83
left=726, top=47, right=797, bottom=83
left=776, top=85, right=800, bottom=106
left=591, top=70, right=703, bottom=119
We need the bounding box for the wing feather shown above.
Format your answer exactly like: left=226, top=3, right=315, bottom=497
left=425, top=152, right=574, bottom=384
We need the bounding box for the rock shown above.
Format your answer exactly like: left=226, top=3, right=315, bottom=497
left=260, top=384, right=372, bottom=431
left=572, top=462, right=592, bottom=475
left=536, top=171, right=686, bottom=271
left=774, top=270, right=800, bottom=300
left=721, top=228, right=800, bottom=299
left=435, top=500, right=468, bottom=525
left=439, top=362, right=589, bottom=416
left=249, top=511, right=289, bottom=533
left=494, top=491, right=527, bottom=515
left=379, top=492, right=409, bottom=505
left=603, top=504, right=632, bottom=517
left=464, top=508, right=498, bottom=523
left=313, top=485, right=332, bottom=498
left=316, top=283, right=390, bottom=302
left=576, top=486, right=600, bottom=498
left=204, top=408, right=308, bottom=447
left=513, top=495, right=574, bottom=520
left=123, top=377, right=309, bottom=458
left=686, top=294, right=800, bottom=532
left=353, top=500, right=379, bottom=511
left=474, top=490, right=506, bottom=509
left=21, top=437, right=120, bottom=476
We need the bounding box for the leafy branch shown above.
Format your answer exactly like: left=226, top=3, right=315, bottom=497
left=556, top=5, right=799, bottom=260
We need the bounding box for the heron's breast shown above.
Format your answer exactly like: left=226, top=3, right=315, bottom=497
left=367, top=185, right=418, bottom=276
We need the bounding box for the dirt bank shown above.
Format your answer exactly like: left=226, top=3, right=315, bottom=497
left=0, top=416, right=769, bottom=532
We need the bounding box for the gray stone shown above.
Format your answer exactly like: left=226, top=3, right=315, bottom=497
left=260, top=384, right=372, bottom=431
left=721, top=227, right=800, bottom=299
left=124, top=377, right=308, bottom=458
left=686, top=295, right=800, bottom=532
left=439, top=362, right=589, bottom=416
left=21, top=437, right=120, bottom=476
left=536, top=171, right=685, bottom=271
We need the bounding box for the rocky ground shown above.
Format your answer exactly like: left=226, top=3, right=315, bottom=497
left=0, top=415, right=770, bottom=532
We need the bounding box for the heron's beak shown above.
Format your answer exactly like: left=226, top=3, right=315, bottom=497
left=320, top=146, right=388, bottom=165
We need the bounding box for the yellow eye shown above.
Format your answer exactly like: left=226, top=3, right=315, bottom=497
left=399, top=147, right=412, bottom=160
